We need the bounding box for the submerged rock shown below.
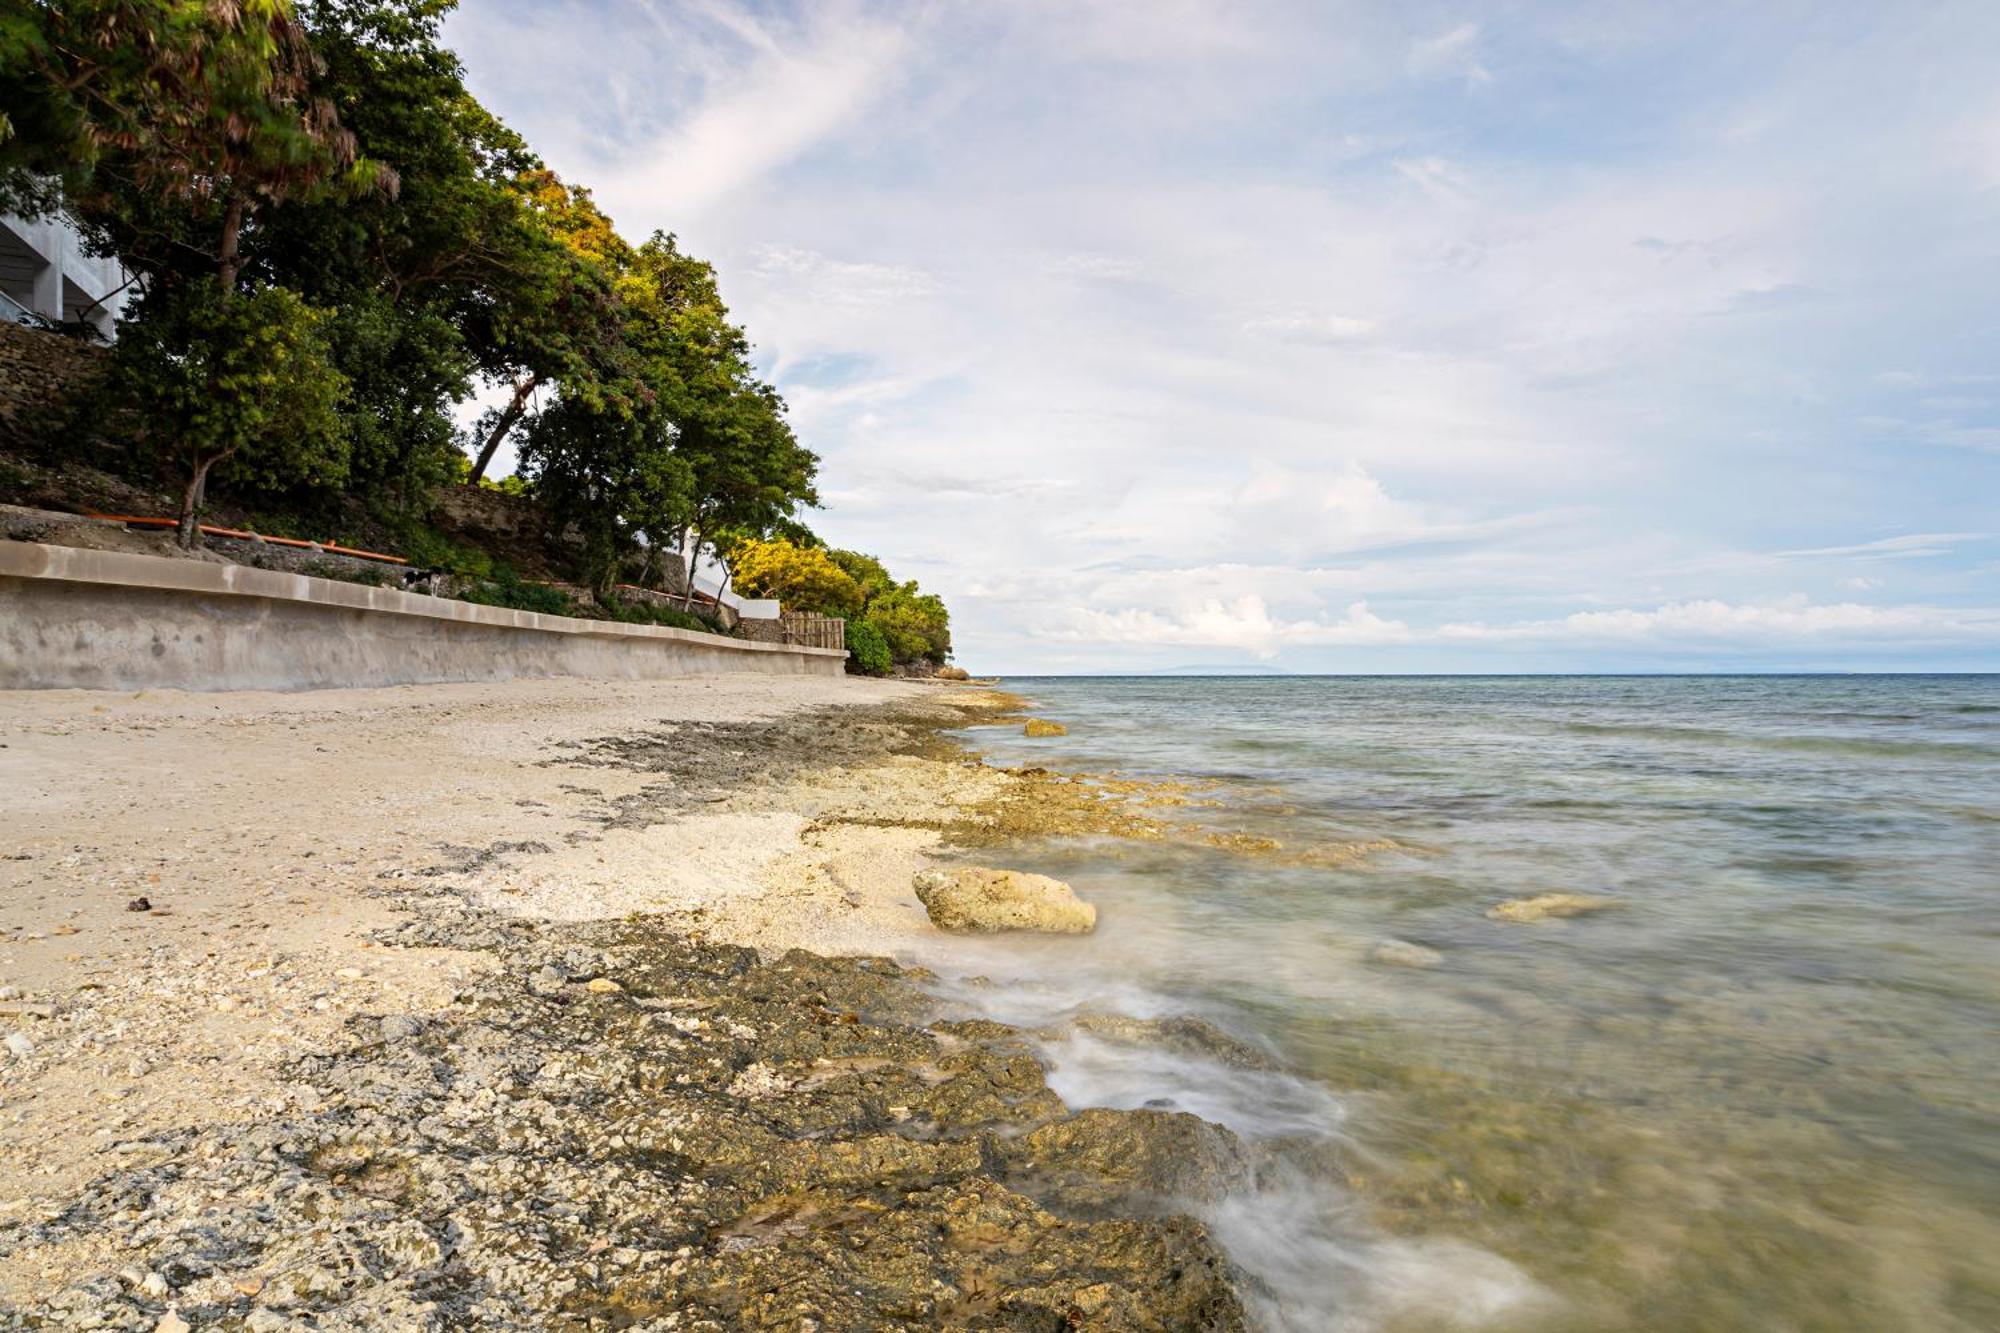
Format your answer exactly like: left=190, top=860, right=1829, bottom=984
left=1370, top=938, right=1445, bottom=968
left=1486, top=893, right=1620, bottom=923
left=1023, top=718, right=1069, bottom=737
left=913, top=865, right=1098, bottom=934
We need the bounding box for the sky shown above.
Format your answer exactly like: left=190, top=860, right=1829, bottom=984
left=445, top=0, right=2000, bottom=674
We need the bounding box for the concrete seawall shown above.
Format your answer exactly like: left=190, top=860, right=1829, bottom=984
left=0, top=541, right=848, bottom=691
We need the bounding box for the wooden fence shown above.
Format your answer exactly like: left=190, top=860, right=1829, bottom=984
left=775, top=613, right=844, bottom=651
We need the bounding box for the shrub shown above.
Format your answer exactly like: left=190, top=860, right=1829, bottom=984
left=863, top=585, right=952, bottom=664
left=845, top=617, right=891, bottom=676
left=393, top=520, right=495, bottom=579
left=458, top=572, right=577, bottom=617
left=598, top=593, right=727, bottom=635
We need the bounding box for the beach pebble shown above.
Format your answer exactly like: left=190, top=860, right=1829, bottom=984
left=379, top=1015, right=424, bottom=1042
left=528, top=965, right=567, bottom=994
left=154, top=1309, right=189, bottom=1333
left=913, top=866, right=1097, bottom=934
left=139, top=1271, right=169, bottom=1298
left=1369, top=939, right=1444, bottom=968
left=1486, top=893, right=1620, bottom=923
left=584, top=977, right=623, bottom=994
left=4, top=1031, right=32, bottom=1059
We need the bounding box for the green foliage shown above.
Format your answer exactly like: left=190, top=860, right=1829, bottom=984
left=109, top=283, right=348, bottom=541
left=3, top=0, right=392, bottom=293
left=828, top=549, right=893, bottom=604
left=844, top=618, right=892, bottom=677
left=326, top=294, right=469, bottom=510
left=456, top=572, right=574, bottom=617
left=389, top=518, right=493, bottom=579
left=824, top=547, right=952, bottom=664
left=597, top=593, right=726, bottom=635
left=863, top=583, right=953, bottom=665
left=729, top=538, right=864, bottom=616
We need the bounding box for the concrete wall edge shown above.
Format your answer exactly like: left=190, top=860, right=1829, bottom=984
left=0, top=540, right=848, bottom=661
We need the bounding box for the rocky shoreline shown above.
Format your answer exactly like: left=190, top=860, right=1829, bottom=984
left=9, top=896, right=1253, bottom=1330
left=0, top=680, right=1281, bottom=1330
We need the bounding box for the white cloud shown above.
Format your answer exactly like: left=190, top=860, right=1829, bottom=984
left=1057, top=597, right=1412, bottom=658
left=1241, top=311, right=1377, bottom=344
left=1408, top=23, right=1490, bottom=87
left=1775, top=533, right=1989, bottom=560
left=602, top=6, right=912, bottom=225
left=1393, top=156, right=1475, bottom=207
left=1440, top=600, right=2000, bottom=646
left=747, top=245, right=937, bottom=309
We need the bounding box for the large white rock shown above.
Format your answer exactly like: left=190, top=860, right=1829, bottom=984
left=1485, top=893, right=1620, bottom=923
left=913, top=866, right=1098, bottom=934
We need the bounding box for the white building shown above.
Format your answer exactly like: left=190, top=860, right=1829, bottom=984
left=0, top=211, right=132, bottom=340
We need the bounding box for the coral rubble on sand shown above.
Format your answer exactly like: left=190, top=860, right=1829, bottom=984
left=1, top=903, right=1247, bottom=1330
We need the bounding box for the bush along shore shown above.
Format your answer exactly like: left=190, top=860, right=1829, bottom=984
left=0, top=683, right=1348, bottom=1330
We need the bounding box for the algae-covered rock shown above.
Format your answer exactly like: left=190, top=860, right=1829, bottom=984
left=937, top=665, right=971, bottom=681
left=1023, top=718, right=1068, bottom=737
left=913, top=865, right=1098, bottom=934
left=1486, top=893, right=1620, bottom=923
left=1370, top=938, right=1444, bottom=968
left=1005, top=1107, right=1253, bottom=1210
left=11, top=903, right=1250, bottom=1331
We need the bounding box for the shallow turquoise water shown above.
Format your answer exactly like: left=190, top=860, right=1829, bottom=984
left=923, top=675, right=2000, bottom=1331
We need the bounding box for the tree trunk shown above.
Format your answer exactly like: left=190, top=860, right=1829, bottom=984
left=178, top=458, right=216, bottom=550
left=678, top=528, right=701, bottom=611
left=218, top=195, right=246, bottom=296
left=466, top=372, right=538, bottom=484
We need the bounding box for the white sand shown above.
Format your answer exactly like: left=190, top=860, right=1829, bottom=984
left=0, top=671, right=988, bottom=1271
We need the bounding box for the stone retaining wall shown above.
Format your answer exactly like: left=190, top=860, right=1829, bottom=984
left=0, top=321, right=106, bottom=451
left=0, top=540, right=846, bottom=691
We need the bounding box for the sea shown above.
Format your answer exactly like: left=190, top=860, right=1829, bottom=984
left=913, top=675, right=1999, bottom=1332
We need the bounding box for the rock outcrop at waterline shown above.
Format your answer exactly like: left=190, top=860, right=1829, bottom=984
left=914, top=865, right=1099, bottom=934
left=1023, top=719, right=1068, bottom=737
left=3, top=905, right=1242, bottom=1330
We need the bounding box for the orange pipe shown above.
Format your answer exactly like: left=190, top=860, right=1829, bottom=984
left=85, top=514, right=409, bottom=565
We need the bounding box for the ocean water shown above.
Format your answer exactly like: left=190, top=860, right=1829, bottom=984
left=915, top=675, right=2000, bottom=1332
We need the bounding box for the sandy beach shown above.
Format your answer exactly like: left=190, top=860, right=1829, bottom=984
left=0, top=674, right=1256, bottom=1329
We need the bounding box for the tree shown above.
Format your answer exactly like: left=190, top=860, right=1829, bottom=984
left=110, top=284, right=348, bottom=546
left=3, top=0, right=393, bottom=296
left=864, top=583, right=953, bottom=664
left=462, top=171, right=633, bottom=484
left=728, top=538, right=864, bottom=616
